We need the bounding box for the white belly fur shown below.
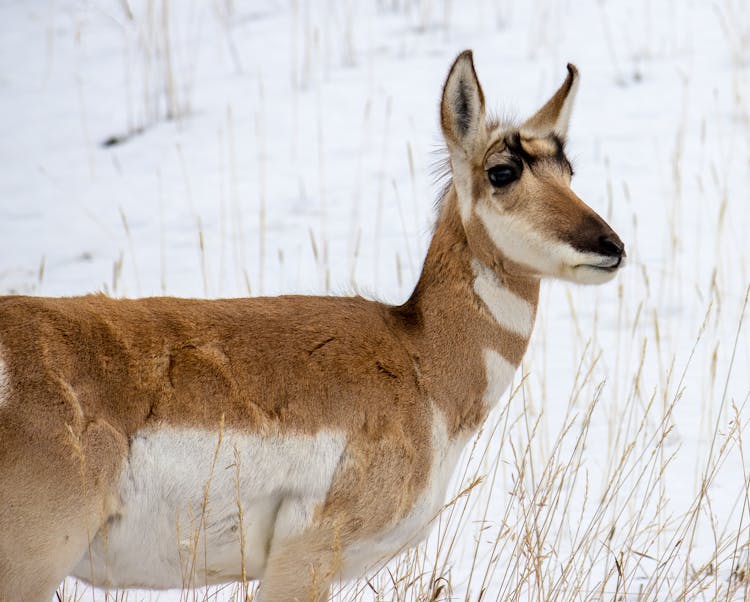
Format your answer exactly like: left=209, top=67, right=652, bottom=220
left=73, top=426, right=346, bottom=589
left=73, top=407, right=475, bottom=589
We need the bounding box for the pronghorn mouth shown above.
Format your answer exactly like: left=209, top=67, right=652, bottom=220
left=584, top=254, right=625, bottom=272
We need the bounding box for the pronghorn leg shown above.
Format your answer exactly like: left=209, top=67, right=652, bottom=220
left=0, top=513, right=93, bottom=602
left=0, top=419, right=126, bottom=602
left=257, top=532, right=336, bottom=602
left=0, top=468, right=101, bottom=602
left=256, top=498, right=341, bottom=602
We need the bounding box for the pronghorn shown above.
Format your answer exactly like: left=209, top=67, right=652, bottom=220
left=0, top=50, right=624, bottom=602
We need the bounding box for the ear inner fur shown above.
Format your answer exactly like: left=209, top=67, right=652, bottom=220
left=440, top=50, right=487, bottom=155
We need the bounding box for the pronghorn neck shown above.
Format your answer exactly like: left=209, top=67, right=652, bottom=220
left=390, top=184, right=540, bottom=436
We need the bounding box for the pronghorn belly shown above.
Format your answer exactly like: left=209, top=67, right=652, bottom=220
left=72, top=426, right=345, bottom=589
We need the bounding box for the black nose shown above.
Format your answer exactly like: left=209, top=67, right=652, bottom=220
left=598, top=234, right=625, bottom=257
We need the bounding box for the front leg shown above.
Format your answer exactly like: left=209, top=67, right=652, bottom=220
left=257, top=498, right=340, bottom=602
left=258, top=530, right=342, bottom=601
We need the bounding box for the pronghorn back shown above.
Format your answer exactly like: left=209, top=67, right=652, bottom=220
left=0, top=51, right=624, bottom=602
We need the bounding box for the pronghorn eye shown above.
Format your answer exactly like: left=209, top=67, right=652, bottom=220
left=487, top=165, right=519, bottom=188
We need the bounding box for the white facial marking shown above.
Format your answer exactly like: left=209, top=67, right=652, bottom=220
left=472, top=259, right=534, bottom=336
left=73, top=427, right=346, bottom=589
left=482, top=348, right=516, bottom=406
left=476, top=202, right=567, bottom=274
left=475, top=201, right=618, bottom=284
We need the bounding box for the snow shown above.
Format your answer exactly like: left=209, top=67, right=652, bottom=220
left=1, top=0, right=749, bottom=600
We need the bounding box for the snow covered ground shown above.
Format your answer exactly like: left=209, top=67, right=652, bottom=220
left=1, top=0, right=749, bottom=600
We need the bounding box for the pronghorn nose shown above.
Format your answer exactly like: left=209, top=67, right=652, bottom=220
left=598, top=234, right=625, bottom=257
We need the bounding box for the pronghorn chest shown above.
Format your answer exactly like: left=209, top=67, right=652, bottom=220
left=340, top=411, right=472, bottom=577
left=342, top=348, right=520, bottom=573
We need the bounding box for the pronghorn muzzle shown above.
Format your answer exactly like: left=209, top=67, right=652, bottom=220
left=574, top=214, right=626, bottom=273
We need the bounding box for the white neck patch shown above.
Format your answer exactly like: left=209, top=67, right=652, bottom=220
left=482, top=348, right=516, bottom=406
left=471, top=259, right=534, bottom=337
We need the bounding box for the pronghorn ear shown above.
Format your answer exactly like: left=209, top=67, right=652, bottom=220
left=440, top=50, right=487, bottom=157
left=521, top=64, right=579, bottom=139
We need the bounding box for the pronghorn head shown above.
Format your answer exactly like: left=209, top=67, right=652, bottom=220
left=440, top=50, right=625, bottom=285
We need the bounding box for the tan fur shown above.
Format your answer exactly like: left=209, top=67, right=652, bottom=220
left=521, top=63, right=579, bottom=138
left=0, top=51, right=624, bottom=602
